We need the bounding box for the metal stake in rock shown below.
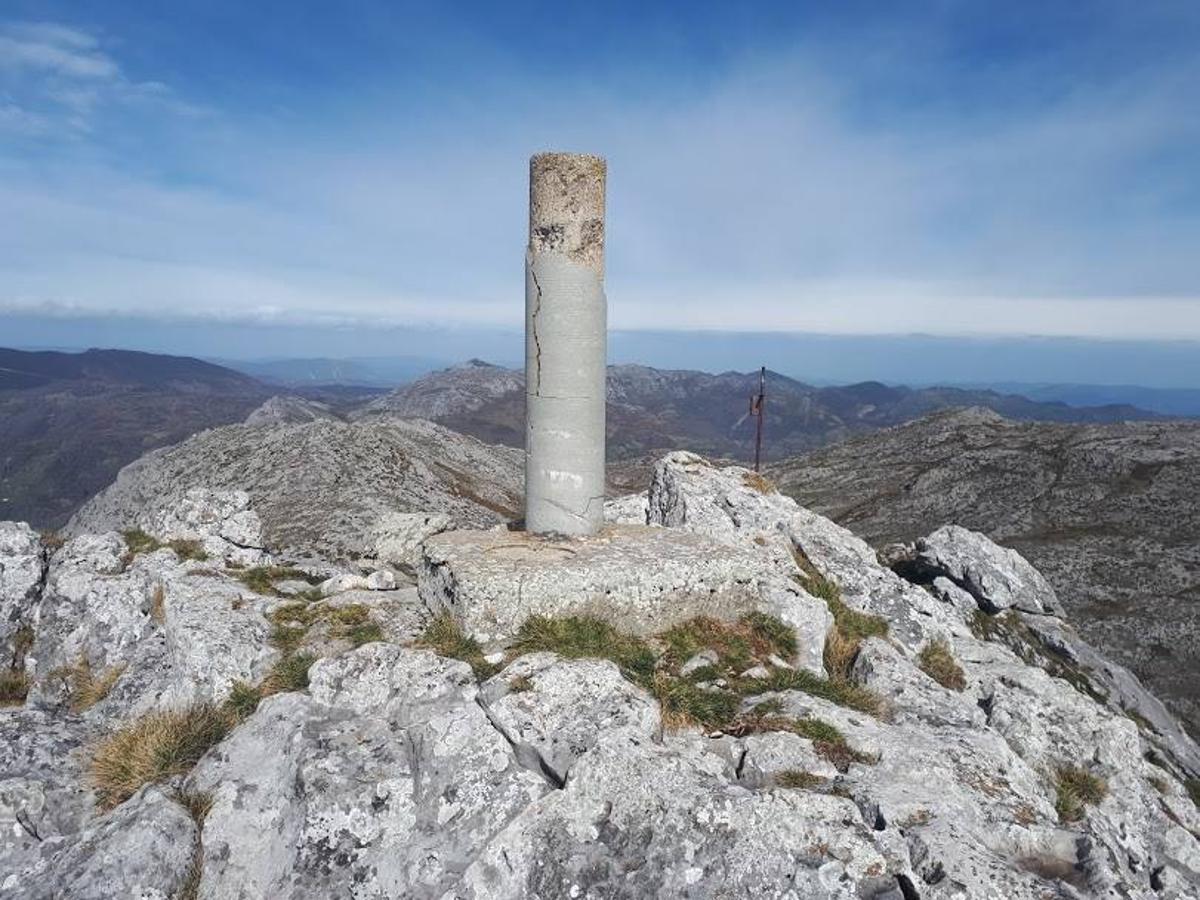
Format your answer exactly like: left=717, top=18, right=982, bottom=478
left=524, top=152, right=607, bottom=536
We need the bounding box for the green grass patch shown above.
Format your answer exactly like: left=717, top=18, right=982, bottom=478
left=512, top=615, right=657, bottom=683
left=1055, top=765, right=1108, bottom=822
left=418, top=613, right=500, bottom=679
left=775, top=769, right=825, bottom=789
left=340, top=621, right=385, bottom=647
left=235, top=566, right=322, bottom=596
left=224, top=680, right=262, bottom=720
left=649, top=672, right=740, bottom=731
left=262, top=652, right=317, bottom=695
left=731, top=700, right=872, bottom=772
left=753, top=666, right=883, bottom=715
left=122, top=528, right=162, bottom=556
left=918, top=638, right=967, bottom=692
left=167, top=539, right=208, bottom=561
left=123, top=530, right=208, bottom=563
left=270, top=624, right=308, bottom=656
left=1186, top=778, right=1200, bottom=808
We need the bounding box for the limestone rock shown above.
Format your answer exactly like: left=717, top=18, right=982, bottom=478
left=603, top=492, right=648, bottom=525
left=0, top=709, right=94, bottom=889
left=646, top=451, right=961, bottom=652
left=479, top=654, right=660, bottom=783
left=188, top=647, right=548, bottom=899
left=456, top=731, right=905, bottom=899
left=28, top=785, right=196, bottom=900
left=0, top=522, right=44, bottom=667
left=735, top=731, right=840, bottom=788
left=137, top=487, right=270, bottom=566
left=25, top=533, right=156, bottom=708
left=243, top=396, right=338, bottom=426
left=66, top=418, right=523, bottom=561
left=912, top=524, right=1060, bottom=615
left=6, top=448, right=1199, bottom=899
left=370, top=511, right=453, bottom=571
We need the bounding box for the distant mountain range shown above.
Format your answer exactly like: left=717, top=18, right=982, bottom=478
left=357, top=359, right=1170, bottom=464
left=0, top=347, right=1188, bottom=530
left=963, top=382, right=1200, bottom=417
left=216, top=355, right=451, bottom=387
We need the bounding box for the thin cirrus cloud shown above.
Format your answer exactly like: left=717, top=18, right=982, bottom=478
left=0, top=8, right=1198, bottom=341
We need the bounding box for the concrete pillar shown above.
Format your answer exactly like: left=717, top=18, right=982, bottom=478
left=525, top=152, right=607, bottom=536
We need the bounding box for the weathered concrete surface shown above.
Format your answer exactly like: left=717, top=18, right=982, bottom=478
left=524, top=152, right=607, bottom=536
left=417, top=524, right=769, bottom=643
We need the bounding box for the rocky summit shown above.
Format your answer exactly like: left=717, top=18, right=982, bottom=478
left=2, top=453, right=1199, bottom=899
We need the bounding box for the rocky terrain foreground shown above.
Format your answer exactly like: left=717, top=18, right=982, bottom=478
left=770, top=407, right=1200, bottom=741
left=2, top=453, right=1199, bottom=898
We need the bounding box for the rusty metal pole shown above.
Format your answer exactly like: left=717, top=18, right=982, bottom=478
left=752, top=366, right=766, bottom=472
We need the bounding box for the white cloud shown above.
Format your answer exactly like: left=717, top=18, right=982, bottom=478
left=0, top=20, right=204, bottom=138
left=0, top=19, right=1197, bottom=339
left=0, top=23, right=116, bottom=79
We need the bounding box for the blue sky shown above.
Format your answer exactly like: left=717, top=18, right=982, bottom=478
left=2, top=1, right=1199, bottom=350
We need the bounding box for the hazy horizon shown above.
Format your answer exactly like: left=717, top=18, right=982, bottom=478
left=5, top=313, right=1200, bottom=391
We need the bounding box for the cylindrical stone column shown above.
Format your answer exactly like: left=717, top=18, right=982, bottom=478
left=524, top=152, right=607, bottom=536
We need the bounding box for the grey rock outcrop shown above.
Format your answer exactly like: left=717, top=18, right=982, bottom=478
left=66, top=418, right=522, bottom=561
left=0, top=522, right=44, bottom=667
left=903, top=524, right=1061, bottom=615
left=770, top=407, right=1200, bottom=740
left=243, top=395, right=339, bottom=426
left=25, top=785, right=196, bottom=900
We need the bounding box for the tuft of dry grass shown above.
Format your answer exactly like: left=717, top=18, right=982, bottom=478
left=40, top=530, right=66, bottom=552
left=150, top=585, right=166, bottom=624
left=742, top=471, right=776, bottom=494
left=1055, top=765, right=1108, bottom=822
left=175, top=788, right=213, bottom=900
left=508, top=674, right=534, bottom=693
left=793, top=554, right=888, bottom=686
left=54, top=657, right=126, bottom=713
left=918, top=638, right=967, bottom=692
left=0, top=668, right=29, bottom=706
left=91, top=704, right=232, bottom=810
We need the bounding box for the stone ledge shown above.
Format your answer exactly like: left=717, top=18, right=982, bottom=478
left=417, top=524, right=769, bottom=643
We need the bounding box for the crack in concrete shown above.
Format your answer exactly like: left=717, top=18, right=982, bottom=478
left=541, top=493, right=606, bottom=526
left=529, top=264, right=544, bottom=397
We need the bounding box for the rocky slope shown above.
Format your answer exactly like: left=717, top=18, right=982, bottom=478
left=357, top=360, right=1165, bottom=465
left=66, top=418, right=523, bottom=562
left=2, top=454, right=1199, bottom=897
left=769, top=407, right=1200, bottom=741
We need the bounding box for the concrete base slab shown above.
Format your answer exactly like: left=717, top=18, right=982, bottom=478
left=417, top=524, right=771, bottom=643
